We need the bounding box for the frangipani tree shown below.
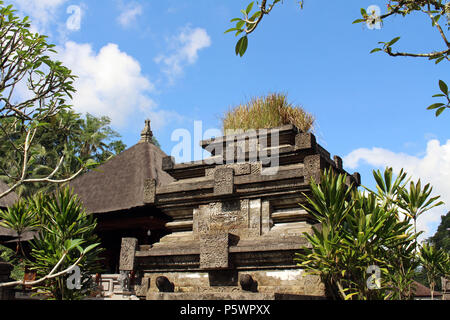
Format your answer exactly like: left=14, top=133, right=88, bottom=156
left=0, top=1, right=94, bottom=200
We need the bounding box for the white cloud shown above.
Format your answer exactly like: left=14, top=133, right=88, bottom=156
left=10, top=0, right=69, bottom=34
left=117, top=3, right=142, bottom=27
left=56, top=41, right=174, bottom=129
left=155, top=26, right=211, bottom=83
left=344, top=139, right=450, bottom=239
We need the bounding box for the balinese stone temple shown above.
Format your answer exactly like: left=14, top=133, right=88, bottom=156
left=69, top=120, right=360, bottom=300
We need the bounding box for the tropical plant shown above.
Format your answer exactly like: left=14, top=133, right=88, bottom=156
left=419, top=242, right=449, bottom=299
left=0, top=188, right=103, bottom=300
left=295, top=167, right=443, bottom=300
left=398, top=179, right=444, bottom=251
left=222, top=93, right=314, bottom=133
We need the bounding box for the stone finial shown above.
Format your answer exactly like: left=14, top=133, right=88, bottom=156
left=139, top=119, right=153, bottom=143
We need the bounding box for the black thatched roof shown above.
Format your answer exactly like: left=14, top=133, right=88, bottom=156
left=0, top=181, right=18, bottom=209
left=69, top=140, right=175, bottom=214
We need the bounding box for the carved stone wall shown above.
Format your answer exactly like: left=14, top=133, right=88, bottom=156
left=119, top=238, right=138, bottom=271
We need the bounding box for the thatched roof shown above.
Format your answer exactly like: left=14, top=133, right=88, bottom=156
left=0, top=181, right=18, bottom=209
left=69, top=138, right=175, bottom=214
left=412, top=281, right=442, bottom=298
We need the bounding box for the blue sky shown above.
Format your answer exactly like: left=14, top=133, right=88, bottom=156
left=7, top=0, right=450, bottom=238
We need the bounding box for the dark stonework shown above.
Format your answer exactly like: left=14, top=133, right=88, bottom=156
left=119, top=238, right=138, bottom=271
left=304, top=154, right=323, bottom=184
left=294, top=133, right=316, bottom=150
left=209, top=270, right=238, bottom=286
left=333, top=156, right=343, bottom=169
left=352, top=172, right=361, bottom=185
left=214, top=167, right=234, bottom=195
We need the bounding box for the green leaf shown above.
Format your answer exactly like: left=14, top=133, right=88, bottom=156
left=387, top=37, right=400, bottom=47
left=246, top=2, right=254, bottom=14
left=83, top=243, right=100, bottom=254
left=370, top=48, right=382, bottom=54
left=235, top=36, right=248, bottom=57
left=236, top=20, right=245, bottom=30
left=224, top=27, right=241, bottom=34
left=352, top=19, right=365, bottom=24
left=427, top=103, right=445, bottom=110
left=439, top=80, right=448, bottom=95
left=436, top=107, right=446, bottom=117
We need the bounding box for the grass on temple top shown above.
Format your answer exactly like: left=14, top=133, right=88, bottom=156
left=222, top=93, right=314, bottom=133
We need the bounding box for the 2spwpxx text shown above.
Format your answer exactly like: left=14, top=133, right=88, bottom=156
left=179, top=303, right=271, bottom=318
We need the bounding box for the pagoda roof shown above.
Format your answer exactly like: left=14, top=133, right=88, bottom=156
left=70, top=130, right=175, bottom=214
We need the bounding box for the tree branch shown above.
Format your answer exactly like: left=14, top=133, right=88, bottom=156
left=0, top=252, right=85, bottom=288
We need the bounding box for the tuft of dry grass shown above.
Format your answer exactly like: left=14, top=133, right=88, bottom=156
left=222, top=93, right=314, bottom=133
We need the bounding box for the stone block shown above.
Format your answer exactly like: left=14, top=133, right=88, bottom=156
left=333, top=155, right=343, bottom=169
left=294, top=133, right=316, bottom=150
left=162, top=156, right=175, bottom=171
left=134, top=277, right=150, bottom=297
left=304, top=154, right=322, bottom=184
left=200, top=233, right=229, bottom=270
left=214, top=167, right=234, bottom=195
left=119, top=238, right=138, bottom=271
left=352, top=172, right=361, bottom=186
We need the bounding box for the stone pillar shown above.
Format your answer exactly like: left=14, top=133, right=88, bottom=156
left=249, top=199, right=262, bottom=237
left=119, top=238, right=138, bottom=293
left=261, top=200, right=271, bottom=235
